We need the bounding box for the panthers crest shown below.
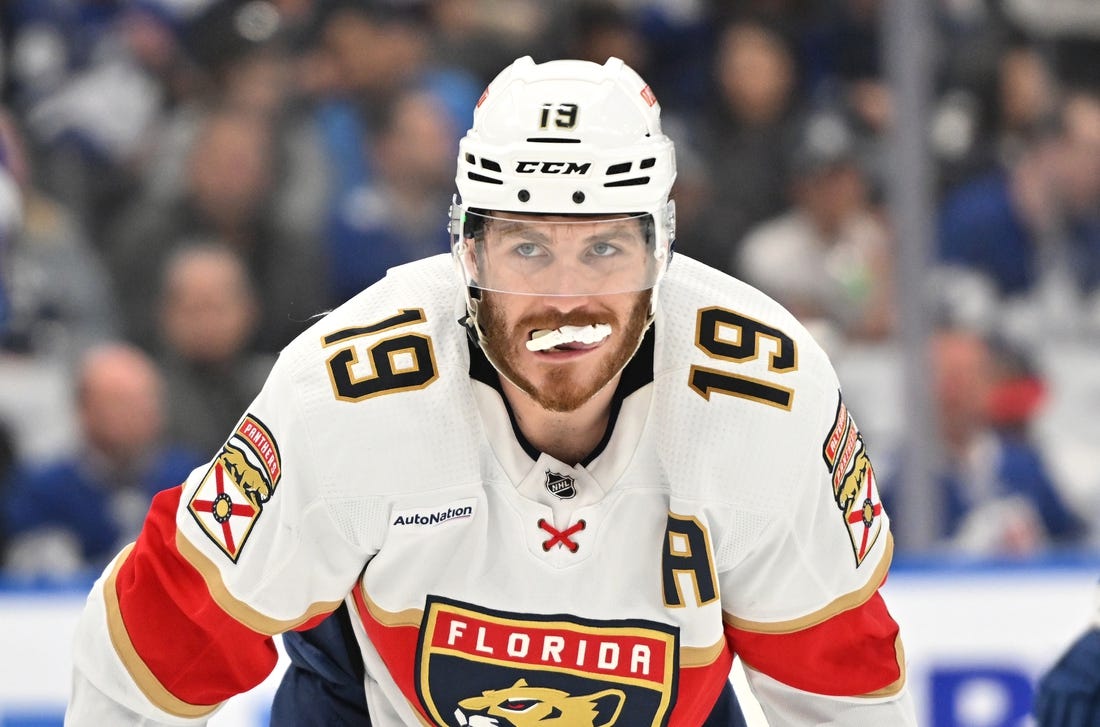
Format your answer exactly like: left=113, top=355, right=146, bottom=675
left=188, top=414, right=282, bottom=561
left=417, top=597, right=677, bottom=726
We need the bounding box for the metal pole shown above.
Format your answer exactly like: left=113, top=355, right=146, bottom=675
left=882, top=0, right=941, bottom=552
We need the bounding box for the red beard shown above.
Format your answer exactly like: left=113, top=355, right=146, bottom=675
left=478, top=291, right=651, bottom=412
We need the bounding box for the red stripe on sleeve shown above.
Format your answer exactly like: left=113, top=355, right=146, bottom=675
left=669, top=646, right=734, bottom=726
left=115, top=485, right=278, bottom=705
left=725, top=591, right=902, bottom=696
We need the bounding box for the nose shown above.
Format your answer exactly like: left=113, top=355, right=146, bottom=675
left=536, top=256, right=599, bottom=297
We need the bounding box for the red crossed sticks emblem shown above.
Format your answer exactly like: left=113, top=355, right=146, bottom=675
left=537, top=518, right=586, bottom=553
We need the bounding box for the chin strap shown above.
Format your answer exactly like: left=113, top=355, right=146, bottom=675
left=461, top=288, right=489, bottom=351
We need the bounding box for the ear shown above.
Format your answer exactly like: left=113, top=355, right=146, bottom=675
left=588, top=688, right=626, bottom=727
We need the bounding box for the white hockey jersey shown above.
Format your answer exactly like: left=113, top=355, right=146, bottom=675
left=68, top=254, right=916, bottom=726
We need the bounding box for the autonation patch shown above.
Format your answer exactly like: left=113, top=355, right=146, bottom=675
left=391, top=499, right=477, bottom=528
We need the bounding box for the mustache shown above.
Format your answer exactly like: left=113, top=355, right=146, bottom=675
left=514, top=309, right=613, bottom=331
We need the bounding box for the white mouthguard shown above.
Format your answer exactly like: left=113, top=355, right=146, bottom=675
left=526, top=324, right=612, bottom=352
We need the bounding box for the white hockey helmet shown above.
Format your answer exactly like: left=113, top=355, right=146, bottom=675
left=450, top=56, right=677, bottom=298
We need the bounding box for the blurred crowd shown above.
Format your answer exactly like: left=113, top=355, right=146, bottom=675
left=0, top=0, right=1098, bottom=578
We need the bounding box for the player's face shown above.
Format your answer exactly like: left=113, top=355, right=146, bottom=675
left=478, top=287, right=651, bottom=413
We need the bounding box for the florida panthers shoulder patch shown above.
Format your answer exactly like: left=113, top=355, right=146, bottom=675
left=822, top=394, right=883, bottom=567
left=188, top=414, right=282, bottom=562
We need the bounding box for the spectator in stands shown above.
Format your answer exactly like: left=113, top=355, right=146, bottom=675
left=0, top=110, right=119, bottom=360
left=794, top=0, right=894, bottom=181
left=325, top=86, right=459, bottom=303
left=156, top=243, right=273, bottom=457
left=936, top=91, right=1100, bottom=344
left=305, top=1, right=481, bottom=251
left=104, top=104, right=326, bottom=353
left=132, top=0, right=331, bottom=333
left=567, top=1, right=649, bottom=76
left=684, top=16, right=802, bottom=273
left=821, top=0, right=892, bottom=140
left=2, top=0, right=196, bottom=245
left=929, top=39, right=1058, bottom=196
left=427, top=0, right=561, bottom=86
left=925, top=328, right=1086, bottom=555
left=1, top=343, right=203, bottom=577
left=737, top=111, right=895, bottom=343
left=0, top=107, right=84, bottom=478
left=991, top=43, right=1060, bottom=166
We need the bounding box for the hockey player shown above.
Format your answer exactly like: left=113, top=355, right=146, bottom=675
left=1034, top=583, right=1100, bottom=727
left=67, top=57, right=917, bottom=726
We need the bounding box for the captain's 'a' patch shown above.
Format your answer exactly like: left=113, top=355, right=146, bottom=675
left=822, top=393, right=883, bottom=567
left=188, top=414, right=282, bottom=562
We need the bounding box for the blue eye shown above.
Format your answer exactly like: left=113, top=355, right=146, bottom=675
left=514, top=242, right=543, bottom=258
left=590, top=241, right=619, bottom=257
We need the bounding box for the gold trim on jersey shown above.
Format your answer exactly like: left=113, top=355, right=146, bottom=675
left=176, top=530, right=344, bottom=634
left=679, top=638, right=728, bottom=668
left=358, top=584, right=425, bottom=627
left=104, top=545, right=221, bottom=719
left=722, top=534, right=893, bottom=634
left=861, top=635, right=908, bottom=698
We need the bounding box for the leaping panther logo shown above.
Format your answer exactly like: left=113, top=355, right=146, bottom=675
left=835, top=448, right=872, bottom=514
left=219, top=444, right=273, bottom=507
left=454, top=679, right=625, bottom=727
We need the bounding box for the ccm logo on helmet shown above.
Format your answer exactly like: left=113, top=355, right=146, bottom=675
left=515, top=161, right=592, bottom=174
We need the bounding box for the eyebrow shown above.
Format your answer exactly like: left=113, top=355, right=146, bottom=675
left=491, top=221, right=550, bottom=241
left=489, top=219, right=644, bottom=244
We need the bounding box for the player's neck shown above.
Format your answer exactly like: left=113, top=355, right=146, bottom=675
left=502, top=378, right=619, bottom=466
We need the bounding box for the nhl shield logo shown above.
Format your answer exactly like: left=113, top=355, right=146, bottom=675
left=545, top=470, right=577, bottom=500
